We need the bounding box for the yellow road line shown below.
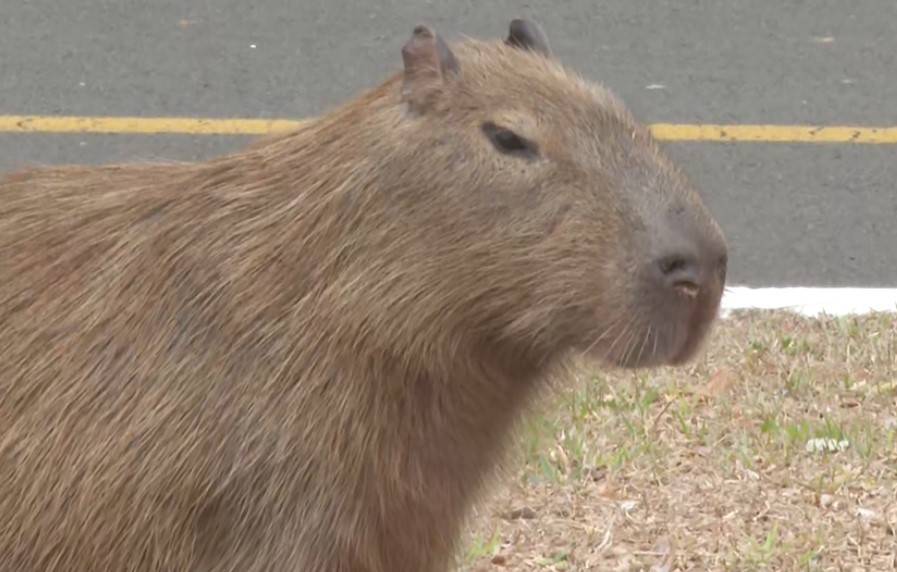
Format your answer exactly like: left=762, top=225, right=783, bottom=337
left=650, top=123, right=897, bottom=143
left=0, top=116, right=302, bottom=135
left=1, top=115, right=896, bottom=143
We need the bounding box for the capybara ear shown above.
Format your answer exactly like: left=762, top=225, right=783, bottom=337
left=401, top=24, right=459, bottom=114
left=505, top=18, right=552, bottom=57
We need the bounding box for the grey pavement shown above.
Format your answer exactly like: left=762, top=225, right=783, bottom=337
left=1, top=0, right=895, bottom=287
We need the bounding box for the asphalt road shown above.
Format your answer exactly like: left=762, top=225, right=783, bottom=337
left=2, top=0, right=895, bottom=287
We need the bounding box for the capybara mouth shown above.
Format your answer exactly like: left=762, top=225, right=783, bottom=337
left=665, top=294, right=723, bottom=366
left=594, top=273, right=725, bottom=370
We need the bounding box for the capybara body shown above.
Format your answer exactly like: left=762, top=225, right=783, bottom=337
left=0, top=19, right=727, bottom=572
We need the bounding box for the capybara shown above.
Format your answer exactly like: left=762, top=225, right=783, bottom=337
left=0, top=18, right=728, bottom=572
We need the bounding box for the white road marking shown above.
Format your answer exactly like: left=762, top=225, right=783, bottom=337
left=721, top=286, right=897, bottom=317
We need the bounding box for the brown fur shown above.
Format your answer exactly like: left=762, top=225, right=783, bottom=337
left=0, top=20, right=727, bottom=572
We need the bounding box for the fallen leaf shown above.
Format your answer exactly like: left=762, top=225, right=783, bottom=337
left=596, top=479, right=618, bottom=498
left=701, top=368, right=733, bottom=398
left=805, top=438, right=849, bottom=454
left=818, top=494, right=838, bottom=508
left=857, top=507, right=878, bottom=521
left=649, top=535, right=674, bottom=572
left=873, top=380, right=897, bottom=395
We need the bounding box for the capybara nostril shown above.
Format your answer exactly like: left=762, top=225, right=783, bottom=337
left=656, top=250, right=703, bottom=299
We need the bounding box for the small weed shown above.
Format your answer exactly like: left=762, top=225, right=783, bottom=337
left=535, top=549, right=570, bottom=569
left=463, top=527, right=501, bottom=564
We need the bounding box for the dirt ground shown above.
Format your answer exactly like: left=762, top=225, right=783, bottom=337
left=456, top=310, right=897, bottom=571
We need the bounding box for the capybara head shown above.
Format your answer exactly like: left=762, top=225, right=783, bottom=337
left=349, top=20, right=728, bottom=371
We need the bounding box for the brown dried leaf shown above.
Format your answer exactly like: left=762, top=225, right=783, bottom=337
left=700, top=368, right=733, bottom=398
left=649, top=535, right=674, bottom=572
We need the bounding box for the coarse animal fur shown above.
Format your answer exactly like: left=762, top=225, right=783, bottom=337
left=0, top=19, right=728, bottom=572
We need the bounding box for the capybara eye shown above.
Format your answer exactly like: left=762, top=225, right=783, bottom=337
left=481, top=121, right=539, bottom=159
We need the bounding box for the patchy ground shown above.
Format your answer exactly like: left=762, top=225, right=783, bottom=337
left=456, top=311, right=897, bottom=571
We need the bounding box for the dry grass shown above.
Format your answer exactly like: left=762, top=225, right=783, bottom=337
left=456, top=310, right=897, bottom=571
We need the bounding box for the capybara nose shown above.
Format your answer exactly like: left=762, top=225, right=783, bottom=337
left=655, top=250, right=704, bottom=299
left=653, top=240, right=728, bottom=299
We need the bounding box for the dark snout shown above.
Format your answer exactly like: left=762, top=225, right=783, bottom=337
left=637, top=202, right=728, bottom=365
left=651, top=219, right=728, bottom=303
